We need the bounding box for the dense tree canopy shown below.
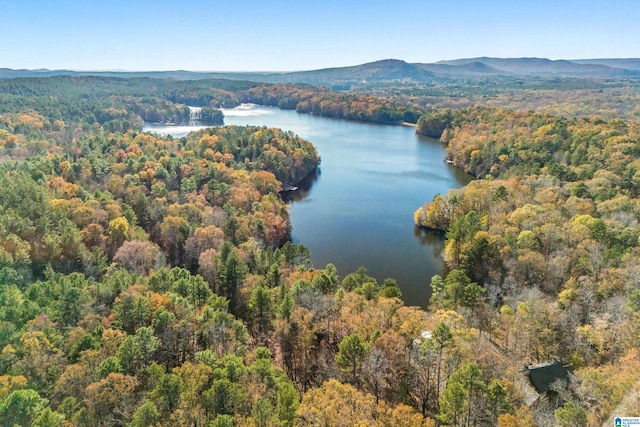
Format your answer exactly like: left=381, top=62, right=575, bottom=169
left=416, top=105, right=640, bottom=425
left=2, top=71, right=640, bottom=426
left=242, top=84, right=424, bottom=124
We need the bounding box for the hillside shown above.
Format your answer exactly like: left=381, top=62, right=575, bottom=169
left=417, top=61, right=503, bottom=75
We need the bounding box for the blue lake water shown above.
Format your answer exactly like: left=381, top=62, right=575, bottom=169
left=144, top=104, right=471, bottom=306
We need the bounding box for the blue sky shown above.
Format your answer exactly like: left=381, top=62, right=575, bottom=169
left=1, top=0, right=638, bottom=71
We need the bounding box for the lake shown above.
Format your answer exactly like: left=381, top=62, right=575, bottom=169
left=144, top=104, right=471, bottom=307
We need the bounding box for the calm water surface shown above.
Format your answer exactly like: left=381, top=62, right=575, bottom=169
left=144, top=105, right=471, bottom=306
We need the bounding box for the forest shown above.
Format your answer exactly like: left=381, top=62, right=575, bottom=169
left=240, top=84, right=424, bottom=124
left=0, top=74, right=638, bottom=427
left=414, top=106, right=640, bottom=425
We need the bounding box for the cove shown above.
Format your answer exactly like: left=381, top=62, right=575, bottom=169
left=144, top=104, right=471, bottom=307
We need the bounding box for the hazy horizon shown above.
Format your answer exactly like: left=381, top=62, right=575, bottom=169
left=4, top=56, right=640, bottom=74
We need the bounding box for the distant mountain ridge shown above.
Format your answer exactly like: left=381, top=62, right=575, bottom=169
left=434, top=57, right=632, bottom=76
left=2, top=57, right=639, bottom=85
left=571, top=58, right=640, bottom=71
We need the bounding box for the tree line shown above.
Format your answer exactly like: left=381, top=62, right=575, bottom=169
left=241, top=84, right=424, bottom=124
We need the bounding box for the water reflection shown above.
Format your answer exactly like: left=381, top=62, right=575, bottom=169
left=413, top=227, right=446, bottom=258
left=413, top=226, right=444, bottom=245
left=281, top=169, right=321, bottom=203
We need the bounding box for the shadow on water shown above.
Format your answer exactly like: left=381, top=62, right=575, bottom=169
left=414, top=226, right=446, bottom=259
left=281, top=169, right=321, bottom=203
